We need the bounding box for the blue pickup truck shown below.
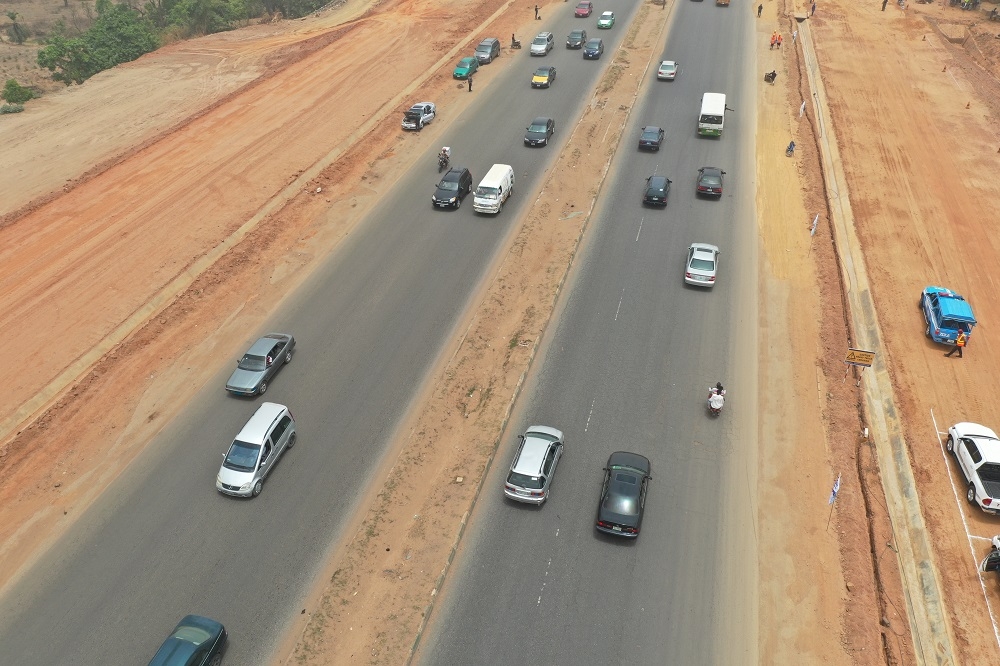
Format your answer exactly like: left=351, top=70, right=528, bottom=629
left=920, top=286, right=976, bottom=345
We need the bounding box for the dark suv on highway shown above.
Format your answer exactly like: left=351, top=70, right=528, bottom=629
left=432, top=168, right=473, bottom=209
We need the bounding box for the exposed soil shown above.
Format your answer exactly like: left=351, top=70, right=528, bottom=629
left=1, top=0, right=999, bottom=662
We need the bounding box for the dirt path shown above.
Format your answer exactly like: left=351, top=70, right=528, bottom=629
left=1, top=0, right=999, bottom=661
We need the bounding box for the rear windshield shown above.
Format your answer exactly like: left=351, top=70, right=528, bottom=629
left=690, top=258, right=715, bottom=270
left=700, top=114, right=723, bottom=124
left=979, top=463, right=1000, bottom=483
left=508, top=472, right=544, bottom=489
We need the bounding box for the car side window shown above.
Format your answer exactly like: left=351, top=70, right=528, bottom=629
left=270, top=416, right=291, bottom=444
left=964, top=438, right=983, bottom=464
left=542, top=448, right=556, bottom=475
left=261, top=441, right=272, bottom=465
left=273, top=341, right=285, bottom=355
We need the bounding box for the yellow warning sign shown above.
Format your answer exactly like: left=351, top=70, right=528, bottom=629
left=845, top=348, right=875, bottom=367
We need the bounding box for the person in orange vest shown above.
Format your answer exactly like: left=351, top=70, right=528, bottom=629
left=946, top=329, right=967, bottom=358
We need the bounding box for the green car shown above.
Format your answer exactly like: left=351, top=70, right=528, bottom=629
left=597, top=11, right=615, bottom=28
left=453, top=56, right=479, bottom=79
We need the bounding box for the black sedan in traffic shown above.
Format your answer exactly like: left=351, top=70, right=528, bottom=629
left=148, top=615, right=227, bottom=666
left=696, top=166, right=726, bottom=197
left=642, top=175, right=671, bottom=206
left=638, top=126, right=664, bottom=151
left=596, top=451, right=651, bottom=538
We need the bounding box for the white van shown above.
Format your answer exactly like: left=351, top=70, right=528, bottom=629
left=698, top=92, right=726, bottom=137
left=473, top=164, right=515, bottom=214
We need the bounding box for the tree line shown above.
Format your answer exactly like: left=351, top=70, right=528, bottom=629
left=36, top=0, right=328, bottom=86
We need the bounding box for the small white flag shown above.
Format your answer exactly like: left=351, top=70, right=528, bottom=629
left=828, top=474, right=841, bottom=505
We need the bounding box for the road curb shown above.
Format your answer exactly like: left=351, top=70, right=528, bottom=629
left=797, top=20, right=955, bottom=666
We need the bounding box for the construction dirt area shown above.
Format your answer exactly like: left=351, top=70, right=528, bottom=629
left=1, top=0, right=1000, bottom=661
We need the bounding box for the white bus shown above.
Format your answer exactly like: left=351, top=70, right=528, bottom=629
left=698, top=93, right=726, bottom=137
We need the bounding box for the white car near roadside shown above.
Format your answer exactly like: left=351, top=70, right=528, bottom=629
left=402, top=102, right=436, bottom=131
left=684, top=243, right=720, bottom=287
left=947, top=422, right=1000, bottom=513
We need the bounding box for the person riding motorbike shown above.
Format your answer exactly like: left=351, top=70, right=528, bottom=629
left=708, top=383, right=726, bottom=413
left=786, top=141, right=796, bottom=156
left=438, top=146, right=451, bottom=171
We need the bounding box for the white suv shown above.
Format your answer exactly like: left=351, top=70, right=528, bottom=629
left=530, top=32, right=554, bottom=56
left=947, top=422, right=1000, bottom=513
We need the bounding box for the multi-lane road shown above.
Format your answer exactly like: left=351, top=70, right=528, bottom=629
left=416, top=2, right=759, bottom=664
left=0, top=1, right=689, bottom=663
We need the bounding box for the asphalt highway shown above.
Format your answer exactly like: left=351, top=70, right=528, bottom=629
left=0, top=2, right=646, bottom=664
left=415, top=2, right=759, bottom=664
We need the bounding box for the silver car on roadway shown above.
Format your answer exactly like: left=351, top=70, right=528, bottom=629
left=225, top=333, right=295, bottom=396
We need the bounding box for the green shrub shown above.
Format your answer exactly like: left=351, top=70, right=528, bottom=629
left=2, top=79, right=35, bottom=104
left=0, top=104, right=25, bottom=114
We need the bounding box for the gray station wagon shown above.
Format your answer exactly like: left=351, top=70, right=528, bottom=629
left=504, top=425, right=565, bottom=504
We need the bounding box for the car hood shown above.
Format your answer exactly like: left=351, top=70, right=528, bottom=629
left=525, top=130, right=548, bottom=139
left=433, top=187, right=459, bottom=200
left=226, top=367, right=264, bottom=391
left=217, top=464, right=255, bottom=487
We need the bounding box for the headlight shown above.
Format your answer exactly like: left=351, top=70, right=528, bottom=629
left=449, top=197, right=457, bottom=203
left=240, top=482, right=252, bottom=491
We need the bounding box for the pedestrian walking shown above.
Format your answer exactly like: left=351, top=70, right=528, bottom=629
left=882, top=0, right=888, bottom=9
left=757, top=3, right=763, bottom=16
left=777, top=33, right=783, bottom=47
left=811, top=1, right=816, bottom=14
left=534, top=4, right=539, bottom=19
left=799, top=100, right=806, bottom=116
left=792, top=29, right=797, bottom=42
left=468, top=76, right=473, bottom=92
left=946, top=330, right=967, bottom=357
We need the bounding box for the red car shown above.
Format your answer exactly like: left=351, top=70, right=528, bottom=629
left=575, top=1, right=593, bottom=17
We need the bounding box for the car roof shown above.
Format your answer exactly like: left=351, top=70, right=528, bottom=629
left=235, top=402, right=288, bottom=444
left=513, top=435, right=553, bottom=475
left=925, top=287, right=976, bottom=322
left=700, top=166, right=722, bottom=175
left=648, top=175, right=669, bottom=185
left=248, top=335, right=284, bottom=355
left=441, top=168, right=467, bottom=181
left=536, top=31, right=552, bottom=37
left=586, top=37, right=602, bottom=44
left=601, top=11, right=614, bottom=15
left=459, top=56, right=476, bottom=62
left=149, top=616, right=223, bottom=666
left=530, top=116, right=551, bottom=124
left=608, top=450, right=650, bottom=474
left=660, top=60, right=676, bottom=66
left=642, top=126, right=661, bottom=132
left=478, top=38, right=497, bottom=45
left=954, top=422, right=1000, bottom=462
left=409, top=102, right=432, bottom=109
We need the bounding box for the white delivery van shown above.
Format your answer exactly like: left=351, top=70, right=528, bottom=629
left=473, top=164, right=515, bottom=214
left=698, top=93, right=726, bottom=137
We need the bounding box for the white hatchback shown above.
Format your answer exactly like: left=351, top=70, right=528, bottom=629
left=684, top=243, right=720, bottom=287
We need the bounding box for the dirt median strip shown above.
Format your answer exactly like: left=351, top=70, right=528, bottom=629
left=284, top=3, right=673, bottom=664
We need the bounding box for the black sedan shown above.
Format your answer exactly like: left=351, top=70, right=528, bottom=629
left=638, top=126, right=664, bottom=151
left=566, top=29, right=587, bottom=48
left=225, top=333, right=295, bottom=396
left=524, top=117, right=555, bottom=146
left=696, top=166, right=726, bottom=197
left=642, top=175, right=671, bottom=206
left=596, top=451, right=651, bottom=538
left=148, top=615, right=227, bottom=666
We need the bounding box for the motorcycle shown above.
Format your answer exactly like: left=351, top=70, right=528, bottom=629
left=438, top=152, right=450, bottom=172
left=764, top=70, right=777, bottom=84
left=707, top=386, right=726, bottom=416
left=785, top=141, right=796, bottom=157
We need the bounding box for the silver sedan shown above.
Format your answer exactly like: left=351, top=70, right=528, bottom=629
left=225, top=333, right=295, bottom=395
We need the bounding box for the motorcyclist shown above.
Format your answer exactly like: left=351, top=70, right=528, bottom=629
left=439, top=146, right=451, bottom=160
left=708, top=383, right=726, bottom=411
left=786, top=141, right=796, bottom=156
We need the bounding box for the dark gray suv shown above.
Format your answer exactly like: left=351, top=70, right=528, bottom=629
left=475, top=37, right=501, bottom=63
left=432, top=167, right=473, bottom=208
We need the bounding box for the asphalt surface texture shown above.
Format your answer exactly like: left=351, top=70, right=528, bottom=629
left=0, top=2, right=653, bottom=664
left=415, top=2, right=760, bottom=665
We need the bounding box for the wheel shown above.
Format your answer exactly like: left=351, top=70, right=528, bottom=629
left=285, top=350, right=292, bottom=364
left=454, top=197, right=461, bottom=209
left=252, top=479, right=263, bottom=497
left=418, top=120, right=423, bottom=130
left=967, top=484, right=977, bottom=505
left=287, top=432, right=297, bottom=449
left=258, top=381, right=267, bottom=395
left=946, top=435, right=955, bottom=453
left=208, top=654, right=222, bottom=666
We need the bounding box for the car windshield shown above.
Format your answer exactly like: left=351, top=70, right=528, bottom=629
left=438, top=180, right=459, bottom=191
left=641, top=129, right=660, bottom=140
left=534, top=68, right=550, bottom=76
left=532, top=36, right=547, bottom=45
left=577, top=2, right=588, bottom=7
left=528, top=123, right=547, bottom=133
left=570, top=30, right=584, bottom=38
left=171, top=626, right=211, bottom=645
left=508, top=471, right=544, bottom=489
left=238, top=354, right=266, bottom=371
left=690, top=257, right=716, bottom=270
left=586, top=39, right=600, bottom=47
left=476, top=45, right=490, bottom=53
left=460, top=58, right=474, bottom=66
left=223, top=440, right=261, bottom=472
left=476, top=186, right=499, bottom=198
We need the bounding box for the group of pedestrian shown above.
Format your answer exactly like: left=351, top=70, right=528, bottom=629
left=770, top=31, right=783, bottom=49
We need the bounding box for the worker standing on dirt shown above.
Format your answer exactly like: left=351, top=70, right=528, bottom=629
left=946, top=330, right=967, bottom=358
left=757, top=3, right=763, bottom=16
left=468, top=76, right=473, bottom=93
